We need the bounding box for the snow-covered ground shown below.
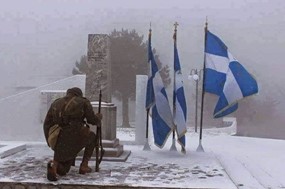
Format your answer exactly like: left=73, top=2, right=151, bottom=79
left=0, top=127, right=284, bottom=189
left=118, top=126, right=285, bottom=189
left=203, top=135, right=285, bottom=189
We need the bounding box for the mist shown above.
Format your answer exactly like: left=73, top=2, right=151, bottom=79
left=1, top=0, right=285, bottom=137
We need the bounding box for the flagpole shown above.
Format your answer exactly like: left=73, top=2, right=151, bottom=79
left=143, top=108, right=151, bottom=150
left=196, top=18, right=208, bottom=152
left=143, top=24, right=152, bottom=151
left=170, top=22, right=179, bottom=152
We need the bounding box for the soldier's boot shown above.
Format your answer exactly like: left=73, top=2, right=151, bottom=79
left=79, top=159, right=92, bottom=174
left=79, top=132, right=96, bottom=174
left=47, top=160, right=58, bottom=181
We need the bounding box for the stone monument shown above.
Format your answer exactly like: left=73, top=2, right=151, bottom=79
left=135, top=75, right=148, bottom=145
left=86, top=34, right=111, bottom=102
left=78, top=34, right=130, bottom=161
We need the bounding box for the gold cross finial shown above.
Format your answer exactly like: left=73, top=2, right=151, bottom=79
left=173, top=22, right=178, bottom=43
left=174, top=21, right=179, bottom=31
left=149, top=22, right=152, bottom=38
left=205, top=16, right=208, bottom=31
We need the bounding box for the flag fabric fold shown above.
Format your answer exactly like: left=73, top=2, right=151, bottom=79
left=204, top=30, right=258, bottom=118
left=146, top=31, right=174, bottom=148
left=173, top=42, right=187, bottom=148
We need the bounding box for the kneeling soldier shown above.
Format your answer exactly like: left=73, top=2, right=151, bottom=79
left=43, top=87, right=102, bottom=181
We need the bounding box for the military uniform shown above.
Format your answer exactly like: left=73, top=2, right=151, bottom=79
left=43, top=87, right=101, bottom=180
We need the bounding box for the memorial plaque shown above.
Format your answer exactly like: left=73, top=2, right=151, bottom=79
left=87, top=34, right=111, bottom=102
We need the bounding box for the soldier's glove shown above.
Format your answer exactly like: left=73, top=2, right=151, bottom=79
left=95, top=113, right=103, bottom=121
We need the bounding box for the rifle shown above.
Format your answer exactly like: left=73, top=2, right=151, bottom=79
left=95, top=89, right=104, bottom=172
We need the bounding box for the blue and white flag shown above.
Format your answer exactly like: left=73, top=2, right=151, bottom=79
left=145, top=31, right=155, bottom=110
left=146, top=31, right=174, bottom=148
left=173, top=42, right=187, bottom=148
left=204, top=31, right=258, bottom=118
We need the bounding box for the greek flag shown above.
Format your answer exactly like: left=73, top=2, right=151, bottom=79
left=146, top=31, right=174, bottom=148
left=205, top=31, right=258, bottom=118
left=173, top=43, right=187, bottom=148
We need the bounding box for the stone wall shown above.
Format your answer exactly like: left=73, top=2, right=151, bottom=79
left=0, top=182, right=168, bottom=189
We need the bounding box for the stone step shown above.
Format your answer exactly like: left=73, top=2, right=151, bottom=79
left=92, top=144, right=124, bottom=157
left=78, top=139, right=124, bottom=158
left=0, top=143, right=26, bottom=159
left=101, top=138, right=120, bottom=148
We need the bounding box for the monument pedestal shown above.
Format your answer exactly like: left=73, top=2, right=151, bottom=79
left=77, top=102, right=130, bottom=162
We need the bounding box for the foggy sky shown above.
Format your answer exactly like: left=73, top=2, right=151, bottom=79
left=1, top=0, right=285, bottom=102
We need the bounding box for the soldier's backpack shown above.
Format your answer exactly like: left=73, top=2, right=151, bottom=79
left=48, top=96, right=76, bottom=150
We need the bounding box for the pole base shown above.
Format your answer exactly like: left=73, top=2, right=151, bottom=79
left=196, top=141, right=205, bottom=152
left=169, top=139, right=177, bottom=151
left=143, top=141, right=151, bottom=151
left=181, top=146, right=186, bottom=154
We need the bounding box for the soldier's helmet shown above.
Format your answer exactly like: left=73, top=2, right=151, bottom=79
left=66, top=87, right=83, bottom=97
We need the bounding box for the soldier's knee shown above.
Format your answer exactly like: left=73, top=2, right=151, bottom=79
left=57, top=161, right=72, bottom=176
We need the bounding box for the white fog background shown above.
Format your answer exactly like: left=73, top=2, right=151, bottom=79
left=0, top=0, right=285, bottom=138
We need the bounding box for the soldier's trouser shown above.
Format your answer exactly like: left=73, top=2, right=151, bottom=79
left=82, top=131, right=97, bottom=161
left=56, top=131, right=97, bottom=175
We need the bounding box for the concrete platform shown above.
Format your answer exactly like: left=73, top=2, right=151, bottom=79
left=0, top=142, right=236, bottom=189
left=77, top=150, right=131, bottom=162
